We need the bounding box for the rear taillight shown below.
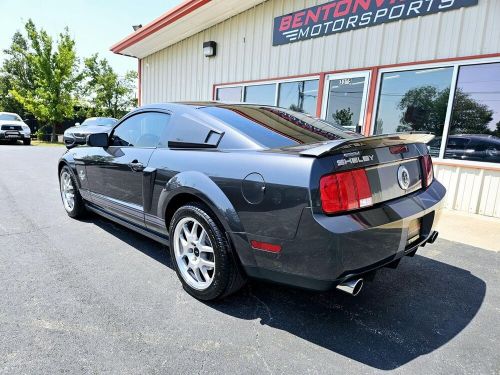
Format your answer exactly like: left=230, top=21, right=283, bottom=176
left=320, top=169, right=373, bottom=214
left=420, top=155, right=434, bottom=188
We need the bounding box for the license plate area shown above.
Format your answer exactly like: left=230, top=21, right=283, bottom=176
left=406, top=218, right=421, bottom=247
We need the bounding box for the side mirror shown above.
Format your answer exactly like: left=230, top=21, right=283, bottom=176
left=87, top=133, right=109, bottom=147
left=75, top=122, right=81, bottom=127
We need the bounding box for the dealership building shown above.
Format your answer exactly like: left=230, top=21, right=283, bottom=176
left=111, top=0, right=500, bottom=218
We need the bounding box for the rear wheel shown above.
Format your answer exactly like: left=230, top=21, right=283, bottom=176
left=169, top=203, right=246, bottom=300
left=59, top=166, right=86, bottom=218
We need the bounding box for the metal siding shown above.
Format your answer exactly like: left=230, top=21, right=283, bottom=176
left=435, top=165, right=500, bottom=218
left=141, top=0, right=497, bottom=103
left=139, top=0, right=500, bottom=217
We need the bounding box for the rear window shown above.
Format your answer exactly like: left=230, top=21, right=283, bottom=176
left=199, top=105, right=354, bottom=149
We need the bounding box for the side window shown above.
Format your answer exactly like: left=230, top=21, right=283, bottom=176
left=111, top=112, right=170, bottom=148
left=167, top=112, right=222, bottom=146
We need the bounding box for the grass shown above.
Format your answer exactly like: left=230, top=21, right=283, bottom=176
left=31, top=140, right=64, bottom=147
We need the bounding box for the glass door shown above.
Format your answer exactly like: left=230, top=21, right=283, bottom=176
left=321, top=71, right=371, bottom=133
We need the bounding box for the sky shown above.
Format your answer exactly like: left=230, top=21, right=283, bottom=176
left=0, top=0, right=182, bottom=76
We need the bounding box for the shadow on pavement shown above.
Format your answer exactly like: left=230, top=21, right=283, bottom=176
left=92, top=216, right=486, bottom=370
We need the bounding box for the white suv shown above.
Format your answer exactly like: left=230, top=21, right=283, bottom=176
left=0, top=112, right=31, bottom=145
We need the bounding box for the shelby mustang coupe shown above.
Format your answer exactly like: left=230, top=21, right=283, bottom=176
left=58, top=102, right=445, bottom=300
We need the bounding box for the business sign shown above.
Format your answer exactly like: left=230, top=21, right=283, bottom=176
left=273, top=0, right=478, bottom=46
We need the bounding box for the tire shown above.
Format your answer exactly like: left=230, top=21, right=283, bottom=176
left=169, top=202, right=246, bottom=301
left=59, top=166, right=86, bottom=218
left=23, top=138, right=31, bottom=145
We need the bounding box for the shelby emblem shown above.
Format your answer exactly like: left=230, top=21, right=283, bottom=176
left=397, top=165, right=411, bottom=190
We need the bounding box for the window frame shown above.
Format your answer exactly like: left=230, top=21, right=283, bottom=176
left=215, top=75, right=320, bottom=108
left=321, top=70, right=372, bottom=133
left=109, top=109, right=172, bottom=149
left=371, top=56, right=500, bottom=168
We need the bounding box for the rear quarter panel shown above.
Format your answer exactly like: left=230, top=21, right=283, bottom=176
left=148, top=148, right=314, bottom=240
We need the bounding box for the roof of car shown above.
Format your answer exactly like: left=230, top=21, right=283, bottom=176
left=137, top=101, right=267, bottom=112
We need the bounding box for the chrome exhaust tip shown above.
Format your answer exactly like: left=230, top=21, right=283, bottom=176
left=428, top=231, right=439, bottom=244
left=336, top=278, right=364, bottom=296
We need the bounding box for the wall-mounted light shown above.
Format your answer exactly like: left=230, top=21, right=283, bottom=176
left=132, top=24, right=142, bottom=31
left=203, top=41, right=217, bottom=57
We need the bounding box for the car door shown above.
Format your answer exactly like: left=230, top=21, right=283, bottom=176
left=86, top=111, right=171, bottom=227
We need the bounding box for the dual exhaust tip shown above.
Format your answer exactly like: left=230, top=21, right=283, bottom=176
left=335, top=231, right=439, bottom=297
left=336, top=278, right=364, bottom=296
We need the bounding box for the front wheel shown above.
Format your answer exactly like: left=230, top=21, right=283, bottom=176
left=169, top=203, right=246, bottom=300
left=59, top=166, right=86, bottom=218
left=23, top=138, right=31, bottom=145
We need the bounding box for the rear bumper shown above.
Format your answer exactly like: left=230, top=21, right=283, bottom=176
left=230, top=180, right=446, bottom=291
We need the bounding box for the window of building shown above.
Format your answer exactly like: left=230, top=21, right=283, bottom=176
left=324, top=76, right=368, bottom=132
left=216, top=86, right=242, bottom=102
left=374, top=67, right=454, bottom=153
left=244, top=84, right=276, bottom=105
left=278, top=79, right=319, bottom=116
left=445, top=62, right=500, bottom=163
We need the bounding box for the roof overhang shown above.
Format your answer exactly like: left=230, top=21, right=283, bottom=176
left=111, top=0, right=266, bottom=59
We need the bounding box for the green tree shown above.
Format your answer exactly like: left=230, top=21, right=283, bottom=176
left=396, top=86, right=493, bottom=135
left=8, top=20, right=79, bottom=142
left=81, top=54, right=137, bottom=118
left=396, top=86, right=448, bottom=134
left=332, top=107, right=354, bottom=128
left=0, top=31, right=35, bottom=116
left=449, top=89, right=493, bottom=135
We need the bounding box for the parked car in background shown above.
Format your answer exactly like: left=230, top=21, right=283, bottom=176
left=63, top=117, right=118, bottom=148
left=58, top=103, right=445, bottom=301
left=428, top=134, right=500, bottom=163
left=0, top=112, right=31, bottom=145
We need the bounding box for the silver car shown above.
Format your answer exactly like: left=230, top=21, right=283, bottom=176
left=64, top=117, right=118, bottom=148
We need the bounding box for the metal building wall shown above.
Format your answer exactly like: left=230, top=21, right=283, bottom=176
left=435, top=165, right=500, bottom=218
left=140, top=0, right=500, bottom=103
left=139, top=0, right=500, bottom=218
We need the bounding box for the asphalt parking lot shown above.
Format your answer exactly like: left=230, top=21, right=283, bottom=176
left=0, top=145, right=499, bottom=374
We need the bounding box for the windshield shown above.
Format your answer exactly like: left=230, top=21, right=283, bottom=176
left=81, top=117, right=118, bottom=127
left=199, top=105, right=358, bottom=149
left=0, top=114, right=22, bottom=121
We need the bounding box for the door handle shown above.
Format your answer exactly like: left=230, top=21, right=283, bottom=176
left=128, top=160, right=144, bottom=172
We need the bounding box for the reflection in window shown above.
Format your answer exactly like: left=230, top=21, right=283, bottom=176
left=446, top=63, right=500, bottom=163
left=216, top=86, right=242, bottom=102
left=278, top=80, right=319, bottom=116
left=244, top=84, right=276, bottom=105
left=112, top=113, right=169, bottom=148
left=374, top=67, right=454, bottom=153
left=325, top=77, right=366, bottom=132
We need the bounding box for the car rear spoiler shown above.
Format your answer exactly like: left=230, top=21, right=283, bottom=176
left=292, top=132, right=435, bottom=157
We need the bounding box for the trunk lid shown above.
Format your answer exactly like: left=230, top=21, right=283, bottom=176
left=307, top=133, right=435, bottom=213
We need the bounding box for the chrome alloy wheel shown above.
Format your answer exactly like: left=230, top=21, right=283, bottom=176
left=173, top=217, right=216, bottom=290
left=60, top=171, right=75, bottom=212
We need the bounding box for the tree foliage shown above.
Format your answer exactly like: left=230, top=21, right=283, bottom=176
left=0, top=20, right=138, bottom=141
left=396, top=85, right=494, bottom=136
left=7, top=20, right=79, bottom=141
left=332, top=107, right=354, bottom=128
left=81, top=54, right=137, bottom=119
left=0, top=31, right=35, bottom=116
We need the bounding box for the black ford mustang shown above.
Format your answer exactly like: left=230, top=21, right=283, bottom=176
left=58, top=102, right=445, bottom=300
